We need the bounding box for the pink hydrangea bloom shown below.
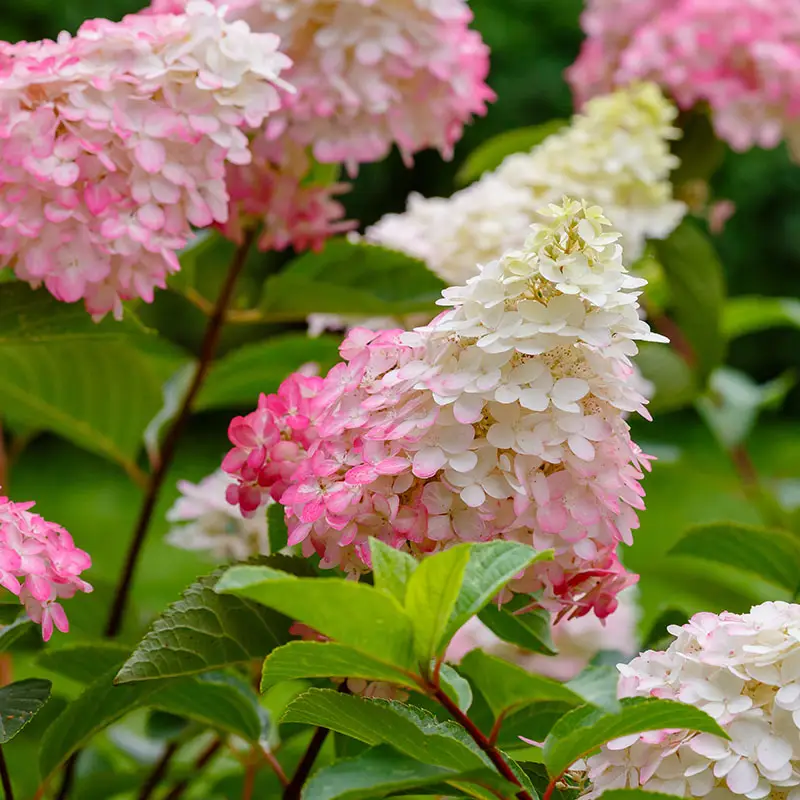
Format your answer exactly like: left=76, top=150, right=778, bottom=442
left=0, top=494, right=92, bottom=641
left=568, top=0, right=800, bottom=155
left=0, top=1, right=292, bottom=317
left=220, top=138, right=354, bottom=253
left=447, top=587, right=639, bottom=681
left=223, top=199, right=665, bottom=622
left=148, top=0, right=494, bottom=171
left=584, top=601, right=800, bottom=800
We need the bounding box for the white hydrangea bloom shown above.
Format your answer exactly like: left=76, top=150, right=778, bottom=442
left=583, top=601, right=800, bottom=800
left=365, top=82, right=686, bottom=285
left=166, top=470, right=270, bottom=561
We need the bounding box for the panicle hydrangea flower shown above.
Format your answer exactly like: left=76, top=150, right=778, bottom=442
left=223, top=198, right=665, bottom=621
left=149, top=0, right=494, bottom=171
left=166, top=470, right=270, bottom=561
left=447, top=586, right=639, bottom=681
left=220, top=138, right=355, bottom=253
left=0, top=493, right=92, bottom=641
left=568, top=0, right=800, bottom=156
left=583, top=601, right=800, bottom=800
left=0, top=1, right=292, bottom=317
left=364, top=83, right=685, bottom=285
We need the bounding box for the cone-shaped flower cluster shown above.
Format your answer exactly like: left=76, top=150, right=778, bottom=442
left=0, top=0, right=292, bottom=317
left=568, top=0, right=800, bottom=156
left=0, top=494, right=92, bottom=641
left=166, top=470, right=270, bottom=561
left=365, top=83, right=685, bottom=285
left=223, top=199, right=664, bottom=621
left=585, top=601, right=800, bottom=800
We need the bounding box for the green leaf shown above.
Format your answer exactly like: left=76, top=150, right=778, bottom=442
left=652, top=221, right=726, bottom=381
left=267, top=503, right=289, bottom=555
left=282, top=689, right=488, bottom=772
left=438, top=664, right=473, bottom=713
left=115, top=565, right=294, bottom=684
left=302, top=744, right=520, bottom=800
left=723, top=296, right=800, bottom=340
left=543, top=697, right=728, bottom=778
left=370, top=539, right=418, bottom=605
left=0, top=679, right=51, bottom=743
left=301, top=744, right=465, bottom=800
left=196, top=335, right=341, bottom=411
left=405, top=545, right=472, bottom=667
left=635, top=342, right=697, bottom=414
left=143, top=361, right=195, bottom=467
left=460, top=651, right=582, bottom=720
left=170, top=229, right=236, bottom=296
left=668, top=522, right=800, bottom=592
left=260, top=642, right=417, bottom=691
left=0, top=339, right=180, bottom=473
left=259, top=239, right=445, bottom=322
left=565, top=666, right=621, bottom=714
left=444, top=542, right=548, bottom=646
left=456, top=120, right=568, bottom=185
left=0, top=615, right=37, bottom=653
left=0, top=283, right=149, bottom=344
left=696, top=367, right=795, bottom=449
left=38, top=643, right=131, bottom=684
left=478, top=605, right=556, bottom=656
left=217, top=565, right=415, bottom=668
left=149, top=673, right=264, bottom=743
left=40, top=669, right=163, bottom=778
left=40, top=670, right=265, bottom=778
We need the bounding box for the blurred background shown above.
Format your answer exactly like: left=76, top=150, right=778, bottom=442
left=3, top=0, right=799, bottom=666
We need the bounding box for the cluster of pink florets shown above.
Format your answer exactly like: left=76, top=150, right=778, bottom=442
left=224, top=200, right=664, bottom=621
left=148, top=0, right=494, bottom=253
left=0, top=494, right=92, bottom=641
left=0, top=0, right=292, bottom=318
left=568, top=0, right=800, bottom=155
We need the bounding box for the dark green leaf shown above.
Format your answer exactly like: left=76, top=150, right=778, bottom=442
left=260, top=642, right=417, bottom=691
left=0, top=679, right=51, bottom=743
left=635, top=342, right=697, bottom=414
left=723, top=296, right=800, bottom=340
left=370, top=539, right=418, bottom=605
left=460, top=651, right=582, bottom=720
left=652, top=221, right=726, bottom=381
left=0, top=615, right=37, bottom=653
left=668, top=522, right=800, bottom=591
left=217, top=565, right=415, bottom=668
left=405, top=545, right=472, bottom=666
left=0, top=283, right=148, bottom=344
left=196, top=335, right=341, bottom=411
left=444, top=542, right=548, bottom=646
left=543, top=697, right=728, bottom=778
left=150, top=672, right=263, bottom=743
left=478, top=605, right=556, bottom=656
left=268, top=503, right=289, bottom=555
left=282, top=689, right=488, bottom=772
left=37, top=643, right=130, bottom=684
left=303, top=744, right=522, bottom=800
left=259, top=239, right=445, bottom=321
left=456, top=120, right=568, bottom=185
left=495, top=702, right=576, bottom=751
left=115, top=566, right=294, bottom=684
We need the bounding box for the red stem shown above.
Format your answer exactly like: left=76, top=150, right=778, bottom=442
left=431, top=686, right=532, bottom=800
